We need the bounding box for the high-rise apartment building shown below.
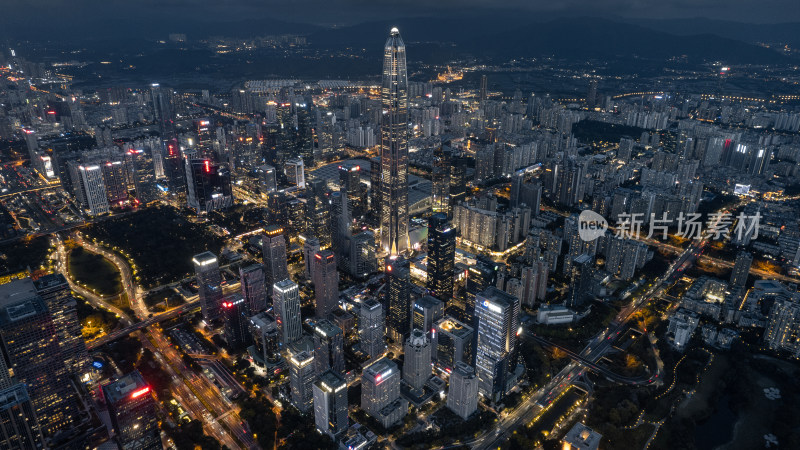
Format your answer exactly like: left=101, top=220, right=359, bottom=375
left=731, top=251, right=753, bottom=288
left=379, top=28, right=410, bottom=255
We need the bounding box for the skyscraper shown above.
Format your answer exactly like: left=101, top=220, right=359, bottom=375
left=433, top=316, right=474, bottom=372
left=221, top=294, right=252, bottom=350
left=75, top=164, right=110, bottom=216
left=385, top=256, right=411, bottom=343
left=33, top=273, right=89, bottom=376
left=402, top=329, right=432, bottom=395
left=412, top=295, right=444, bottom=339
left=313, top=319, right=345, bottom=375
left=193, top=252, right=223, bottom=321
left=361, top=358, right=407, bottom=428
left=307, top=179, right=332, bottom=249
left=0, top=384, right=45, bottom=450
left=479, top=75, right=488, bottom=104
left=359, top=298, right=385, bottom=358
left=262, top=225, right=290, bottom=293
left=446, top=362, right=479, bottom=420
left=303, top=236, right=321, bottom=280
left=239, top=264, right=268, bottom=314
left=474, top=287, right=520, bottom=403
left=567, top=254, right=593, bottom=309
left=101, top=371, right=161, bottom=450
left=349, top=231, right=378, bottom=279
left=250, top=312, right=281, bottom=366
left=313, top=370, right=348, bottom=439
left=0, top=279, right=80, bottom=436
left=379, top=27, right=410, bottom=255
left=427, top=213, right=456, bottom=302
left=312, top=250, right=339, bottom=319
left=730, top=251, right=753, bottom=288
left=273, top=279, right=302, bottom=346
left=184, top=157, right=233, bottom=214
left=431, top=144, right=451, bottom=216
left=289, top=351, right=315, bottom=414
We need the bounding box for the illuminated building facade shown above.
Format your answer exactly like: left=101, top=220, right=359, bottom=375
left=379, top=28, right=410, bottom=255
left=101, top=371, right=160, bottom=450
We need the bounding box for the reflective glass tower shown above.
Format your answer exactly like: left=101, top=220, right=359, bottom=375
left=379, top=28, right=410, bottom=255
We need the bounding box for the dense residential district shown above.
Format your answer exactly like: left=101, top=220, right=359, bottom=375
left=2, top=20, right=800, bottom=450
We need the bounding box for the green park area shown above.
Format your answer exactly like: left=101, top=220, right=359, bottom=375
left=83, top=205, right=225, bottom=288
left=68, top=246, right=123, bottom=297
left=0, top=235, right=51, bottom=274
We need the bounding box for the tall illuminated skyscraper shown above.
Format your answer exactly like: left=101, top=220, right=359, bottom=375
left=312, top=250, right=339, bottom=319
left=379, top=27, right=410, bottom=255
left=262, top=225, right=290, bottom=293
left=427, top=213, right=456, bottom=303
left=193, top=252, right=223, bottom=321
left=273, top=279, right=302, bottom=346
left=101, top=371, right=161, bottom=450
left=313, top=370, right=348, bottom=439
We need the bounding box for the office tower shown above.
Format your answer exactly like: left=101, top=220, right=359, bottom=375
left=368, top=156, right=382, bottom=226
left=255, top=165, right=277, bottom=194
left=349, top=231, right=378, bottom=279
left=273, top=279, right=302, bottom=346
left=359, top=298, right=385, bottom=358
left=102, top=160, right=128, bottom=204
left=124, top=149, right=158, bottom=204
left=184, top=157, right=233, bottom=214
left=379, top=27, right=410, bottom=256
left=285, top=158, right=306, bottom=188
left=567, top=254, right=593, bottom=309
left=402, top=329, right=432, bottom=395
left=239, top=264, right=268, bottom=314
left=249, top=312, right=281, bottom=365
left=262, top=225, right=290, bottom=291
left=474, top=287, right=520, bottom=403
left=0, top=279, right=80, bottom=436
left=222, top=294, right=252, bottom=350
left=329, top=191, right=352, bottom=266
left=427, top=213, right=456, bottom=302
left=731, top=251, right=753, bottom=288
left=313, top=370, right=348, bottom=439
left=313, top=319, right=345, bottom=375
left=464, top=256, right=498, bottom=321
left=313, top=250, right=339, bottom=319
left=193, top=252, right=223, bottom=321
left=385, top=256, right=411, bottom=343
left=450, top=155, right=468, bottom=206
left=0, top=384, right=46, bottom=449
left=412, top=295, right=444, bottom=338
left=586, top=79, right=598, bottom=109
left=431, top=145, right=451, bottom=216
left=339, top=161, right=364, bottom=215
left=101, top=371, right=161, bottom=450
left=150, top=83, right=175, bottom=140
left=446, top=362, right=479, bottom=420
left=433, top=316, right=474, bottom=372
left=75, top=164, right=110, bottom=216
left=479, top=75, right=488, bottom=103
left=307, top=178, right=332, bottom=249
left=303, top=236, right=321, bottom=279
left=33, top=274, right=88, bottom=376
left=361, top=358, right=407, bottom=428
left=289, top=351, right=315, bottom=413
